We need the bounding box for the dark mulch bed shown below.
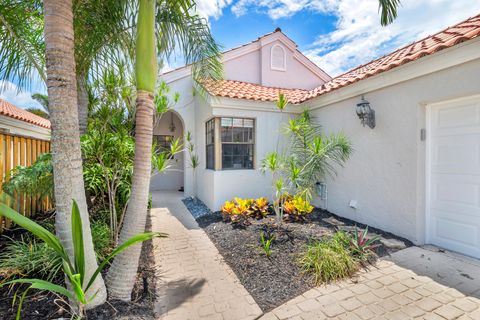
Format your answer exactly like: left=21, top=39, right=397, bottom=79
left=0, top=212, right=157, bottom=320
left=196, top=208, right=413, bottom=312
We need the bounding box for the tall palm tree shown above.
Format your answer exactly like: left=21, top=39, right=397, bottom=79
left=105, top=0, right=223, bottom=300
left=43, top=0, right=107, bottom=307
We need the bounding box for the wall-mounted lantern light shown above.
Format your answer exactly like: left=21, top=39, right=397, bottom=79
left=356, top=95, right=375, bottom=129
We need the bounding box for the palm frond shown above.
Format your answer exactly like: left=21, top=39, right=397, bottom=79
left=154, top=0, right=223, bottom=81
left=378, top=0, right=401, bottom=26
left=0, top=0, right=45, bottom=91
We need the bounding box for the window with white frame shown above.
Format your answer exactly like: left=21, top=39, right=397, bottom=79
left=205, top=117, right=255, bottom=170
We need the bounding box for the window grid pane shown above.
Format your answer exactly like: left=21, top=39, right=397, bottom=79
left=220, top=117, right=254, bottom=170
left=206, top=118, right=215, bottom=169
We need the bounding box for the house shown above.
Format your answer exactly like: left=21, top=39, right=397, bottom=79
left=0, top=99, right=51, bottom=141
left=152, top=14, right=480, bottom=259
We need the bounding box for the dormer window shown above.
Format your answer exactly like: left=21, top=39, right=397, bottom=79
left=271, top=44, right=286, bottom=71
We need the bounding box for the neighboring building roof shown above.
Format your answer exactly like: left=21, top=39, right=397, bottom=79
left=204, top=14, right=480, bottom=104
left=202, top=79, right=308, bottom=104
left=0, top=99, right=51, bottom=129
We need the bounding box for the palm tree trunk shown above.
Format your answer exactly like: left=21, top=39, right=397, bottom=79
left=106, top=91, right=154, bottom=299
left=77, top=74, right=89, bottom=135
left=106, top=0, right=157, bottom=299
left=43, top=0, right=107, bottom=308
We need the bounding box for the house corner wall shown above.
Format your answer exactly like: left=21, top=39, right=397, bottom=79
left=310, top=58, right=480, bottom=244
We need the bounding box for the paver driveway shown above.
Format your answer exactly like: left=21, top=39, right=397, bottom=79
left=150, top=191, right=262, bottom=320
left=150, top=191, right=480, bottom=320
left=260, top=247, right=480, bottom=319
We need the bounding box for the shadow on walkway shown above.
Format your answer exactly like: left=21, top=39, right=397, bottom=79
left=156, top=278, right=206, bottom=316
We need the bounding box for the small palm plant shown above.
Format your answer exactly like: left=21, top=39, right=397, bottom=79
left=260, top=231, right=275, bottom=258
left=186, top=131, right=200, bottom=203
left=0, top=199, right=165, bottom=319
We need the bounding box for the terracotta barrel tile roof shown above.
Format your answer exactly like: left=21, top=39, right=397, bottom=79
left=0, top=98, right=51, bottom=129
left=202, top=79, right=309, bottom=104
left=203, top=14, right=480, bottom=104
left=304, top=14, right=480, bottom=100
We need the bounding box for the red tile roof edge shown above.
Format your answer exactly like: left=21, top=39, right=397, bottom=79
left=203, top=14, right=480, bottom=104
left=0, top=98, right=51, bottom=129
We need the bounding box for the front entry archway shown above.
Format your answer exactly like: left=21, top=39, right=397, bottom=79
left=150, top=110, right=184, bottom=191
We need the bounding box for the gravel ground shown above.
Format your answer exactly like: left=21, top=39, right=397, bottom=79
left=182, top=197, right=212, bottom=218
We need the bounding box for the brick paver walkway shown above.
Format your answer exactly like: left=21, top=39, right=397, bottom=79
left=260, top=247, right=480, bottom=319
left=150, top=191, right=262, bottom=320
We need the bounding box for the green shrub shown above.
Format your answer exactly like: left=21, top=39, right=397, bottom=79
left=2, top=153, right=54, bottom=205
left=0, top=200, right=165, bottom=318
left=91, top=220, right=113, bottom=260
left=0, top=220, right=113, bottom=283
left=0, top=237, right=62, bottom=282
left=299, top=234, right=357, bottom=284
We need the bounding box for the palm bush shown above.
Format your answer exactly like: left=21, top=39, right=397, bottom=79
left=0, top=199, right=165, bottom=319
left=262, top=102, right=352, bottom=223
left=283, top=110, right=352, bottom=200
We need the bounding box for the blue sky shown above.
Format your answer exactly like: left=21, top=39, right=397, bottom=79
left=2, top=0, right=480, bottom=109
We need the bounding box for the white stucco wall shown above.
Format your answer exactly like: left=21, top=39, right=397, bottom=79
left=260, top=40, right=323, bottom=90
left=209, top=105, right=294, bottom=210
left=224, top=51, right=261, bottom=84
left=150, top=76, right=196, bottom=196
left=222, top=34, right=328, bottom=90
left=310, top=57, right=480, bottom=244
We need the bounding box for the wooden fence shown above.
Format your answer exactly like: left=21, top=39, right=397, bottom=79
left=0, top=133, right=51, bottom=233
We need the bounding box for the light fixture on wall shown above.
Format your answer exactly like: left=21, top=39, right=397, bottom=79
left=356, top=95, right=375, bottom=129
left=169, top=112, right=176, bottom=132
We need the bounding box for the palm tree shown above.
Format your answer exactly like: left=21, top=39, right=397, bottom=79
left=42, top=0, right=107, bottom=307
left=31, top=93, right=49, bottom=112
left=0, top=0, right=129, bottom=134
left=105, top=0, right=223, bottom=300
left=25, top=107, right=49, bottom=119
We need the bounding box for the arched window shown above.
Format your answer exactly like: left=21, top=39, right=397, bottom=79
left=271, top=44, right=286, bottom=71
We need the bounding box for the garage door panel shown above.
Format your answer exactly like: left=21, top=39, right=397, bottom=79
left=431, top=137, right=480, bottom=174
left=433, top=214, right=477, bottom=246
left=435, top=101, right=480, bottom=129
left=431, top=175, right=480, bottom=209
left=428, top=96, right=480, bottom=259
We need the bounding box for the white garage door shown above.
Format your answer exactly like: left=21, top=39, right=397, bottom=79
left=427, top=95, right=480, bottom=259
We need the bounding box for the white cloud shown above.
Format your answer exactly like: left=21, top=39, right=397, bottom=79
left=195, top=0, right=233, bottom=20
left=304, top=0, right=480, bottom=76
left=0, top=80, right=44, bottom=110
left=228, top=0, right=480, bottom=76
